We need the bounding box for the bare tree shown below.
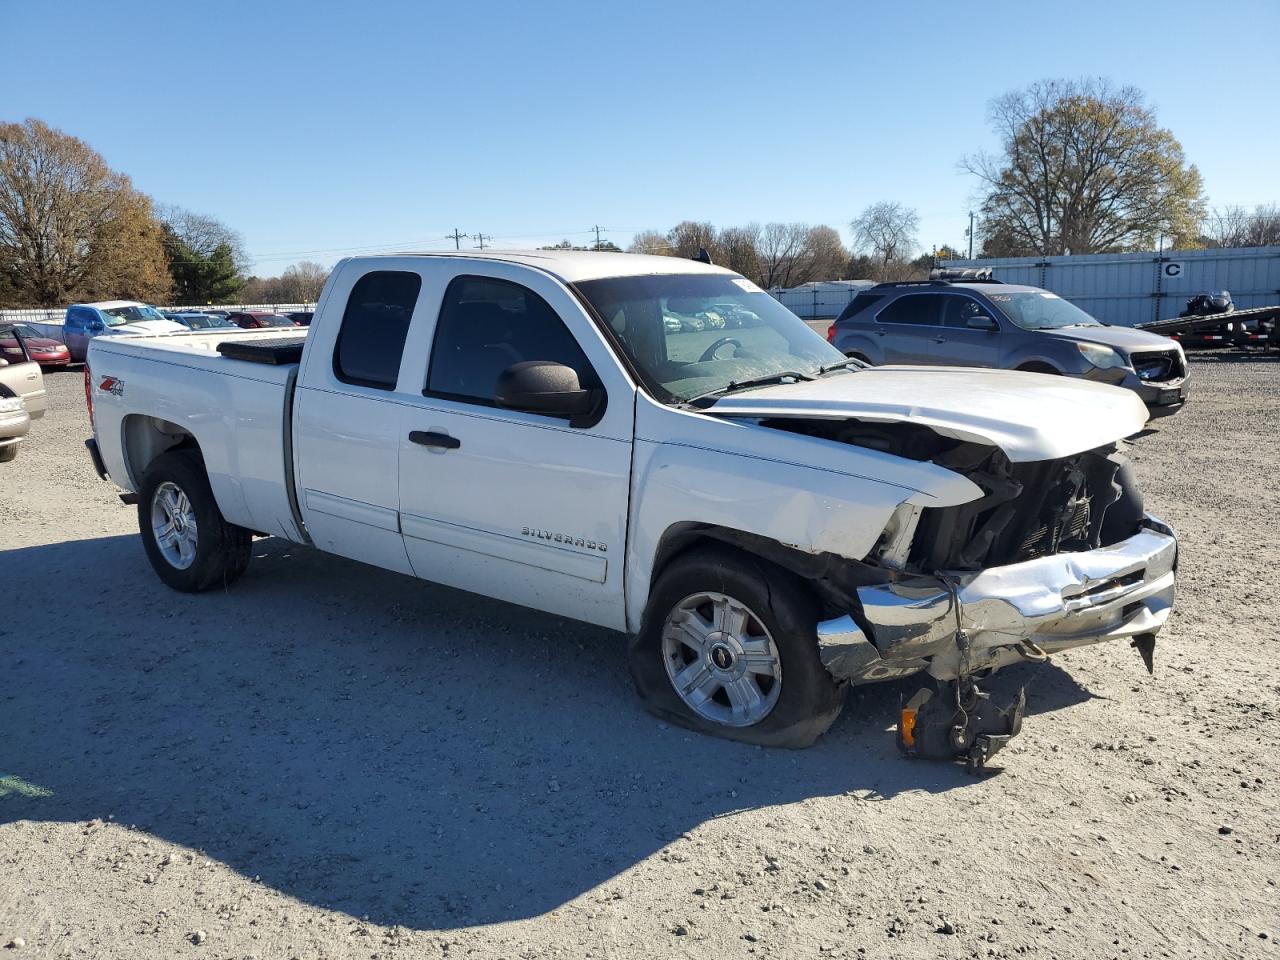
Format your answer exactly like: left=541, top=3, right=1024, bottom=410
left=158, top=205, right=251, bottom=275
left=850, top=202, right=920, bottom=279
left=666, top=221, right=720, bottom=262
left=627, top=230, right=671, bottom=255
left=717, top=223, right=763, bottom=282
left=758, top=222, right=811, bottom=289
left=1204, top=203, right=1280, bottom=248
left=279, top=261, right=329, bottom=302
left=0, top=118, right=171, bottom=306
left=963, top=79, right=1205, bottom=255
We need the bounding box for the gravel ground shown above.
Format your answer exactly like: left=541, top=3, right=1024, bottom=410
left=2, top=356, right=1278, bottom=959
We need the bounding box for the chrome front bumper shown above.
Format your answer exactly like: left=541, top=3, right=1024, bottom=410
left=817, top=516, right=1178, bottom=683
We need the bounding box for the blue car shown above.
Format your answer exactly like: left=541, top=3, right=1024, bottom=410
left=62, top=301, right=186, bottom=362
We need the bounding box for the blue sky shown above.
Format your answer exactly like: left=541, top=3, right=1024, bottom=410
left=5, top=0, right=1278, bottom=273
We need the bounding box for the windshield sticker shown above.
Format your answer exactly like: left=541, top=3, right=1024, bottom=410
left=731, top=278, right=763, bottom=293
left=989, top=294, right=1011, bottom=301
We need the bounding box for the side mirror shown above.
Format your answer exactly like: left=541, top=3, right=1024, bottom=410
left=89, top=320, right=106, bottom=333
left=967, top=314, right=998, bottom=332
left=494, top=361, right=602, bottom=423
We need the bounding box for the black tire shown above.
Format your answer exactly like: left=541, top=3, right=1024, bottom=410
left=0, top=444, right=18, bottom=463
left=628, top=545, right=845, bottom=748
left=138, top=450, right=252, bottom=592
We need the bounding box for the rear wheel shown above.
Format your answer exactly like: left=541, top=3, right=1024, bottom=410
left=0, top=444, right=18, bottom=463
left=138, top=450, right=252, bottom=592
left=628, top=545, right=845, bottom=747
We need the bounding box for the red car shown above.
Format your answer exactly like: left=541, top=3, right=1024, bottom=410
left=0, top=324, right=71, bottom=369
left=228, top=312, right=298, bottom=330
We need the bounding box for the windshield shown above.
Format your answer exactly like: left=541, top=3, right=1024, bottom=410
left=102, top=304, right=167, bottom=327
left=574, top=274, right=846, bottom=403
left=988, top=291, right=1102, bottom=330
left=184, top=314, right=233, bottom=329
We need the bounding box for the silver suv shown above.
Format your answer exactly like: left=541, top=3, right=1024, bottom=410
left=828, top=272, right=1190, bottom=417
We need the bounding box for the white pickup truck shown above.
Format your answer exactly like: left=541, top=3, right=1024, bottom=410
left=86, top=251, right=1178, bottom=759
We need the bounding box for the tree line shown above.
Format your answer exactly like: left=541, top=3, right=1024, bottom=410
left=0, top=119, right=327, bottom=308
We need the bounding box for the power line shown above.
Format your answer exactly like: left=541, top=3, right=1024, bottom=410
left=473, top=233, right=492, bottom=250
left=445, top=228, right=468, bottom=250
left=590, top=224, right=608, bottom=249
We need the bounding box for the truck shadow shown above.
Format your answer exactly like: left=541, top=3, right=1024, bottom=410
left=1, top=533, right=1092, bottom=930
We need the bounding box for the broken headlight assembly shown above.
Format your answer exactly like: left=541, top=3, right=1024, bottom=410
left=1076, top=341, right=1130, bottom=370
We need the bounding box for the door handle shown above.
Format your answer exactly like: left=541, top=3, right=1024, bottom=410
left=932, top=336, right=946, bottom=343
left=409, top=430, right=460, bottom=450
left=873, top=329, right=886, bottom=336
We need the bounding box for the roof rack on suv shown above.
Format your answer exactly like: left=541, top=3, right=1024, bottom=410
left=929, top=267, right=1002, bottom=283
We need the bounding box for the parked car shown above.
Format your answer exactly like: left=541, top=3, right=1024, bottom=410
left=62, top=301, right=187, bottom=362
left=84, top=251, right=1178, bottom=761
left=829, top=270, right=1190, bottom=418
left=0, top=394, right=29, bottom=463
left=1, top=323, right=70, bottom=369
left=0, top=323, right=47, bottom=421
left=285, top=311, right=315, bottom=326
left=227, top=312, right=297, bottom=330
left=166, top=312, right=239, bottom=331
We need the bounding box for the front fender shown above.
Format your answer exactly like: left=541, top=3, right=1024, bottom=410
left=624, top=402, right=984, bottom=631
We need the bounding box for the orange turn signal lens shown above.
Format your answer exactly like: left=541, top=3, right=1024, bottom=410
left=900, top=708, right=918, bottom=748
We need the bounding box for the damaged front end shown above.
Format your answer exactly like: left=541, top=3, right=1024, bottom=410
left=770, top=419, right=1178, bottom=770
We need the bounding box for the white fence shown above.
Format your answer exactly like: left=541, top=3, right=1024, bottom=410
left=0, top=303, right=318, bottom=325
left=947, top=246, right=1280, bottom=327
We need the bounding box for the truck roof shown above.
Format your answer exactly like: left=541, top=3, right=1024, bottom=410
left=347, top=249, right=737, bottom=284
left=75, top=299, right=150, bottom=309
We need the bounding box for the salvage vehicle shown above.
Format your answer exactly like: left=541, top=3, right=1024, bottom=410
left=829, top=269, right=1190, bottom=418
left=60, top=302, right=187, bottom=362
left=0, top=325, right=47, bottom=420
left=1, top=324, right=70, bottom=369
left=0, top=395, right=30, bottom=463
left=84, top=251, right=1178, bottom=765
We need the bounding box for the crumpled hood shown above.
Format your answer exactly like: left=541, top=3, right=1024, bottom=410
left=104, top=320, right=188, bottom=336
left=706, top=366, right=1149, bottom=462
left=1047, top=325, right=1181, bottom=354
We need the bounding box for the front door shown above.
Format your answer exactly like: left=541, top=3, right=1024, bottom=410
left=931, top=294, right=1003, bottom=367
left=396, top=269, right=633, bottom=631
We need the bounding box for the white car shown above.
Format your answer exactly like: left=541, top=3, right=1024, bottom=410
left=84, top=251, right=1177, bottom=762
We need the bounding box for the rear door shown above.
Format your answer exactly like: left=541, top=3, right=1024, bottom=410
left=0, top=325, right=46, bottom=419
left=394, top=263, right=634, bottom=631
left=292, top=265, right=423, bottom=575
left=932, top=293, right=1003, bottom=367
left=872, top=293, right=942, bottom=363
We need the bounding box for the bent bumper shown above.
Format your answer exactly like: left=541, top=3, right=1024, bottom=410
left=817, top=515, right=1178, bottom=684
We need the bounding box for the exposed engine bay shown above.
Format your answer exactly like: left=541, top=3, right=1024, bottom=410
left=752, top=415, right=1176, bottom=771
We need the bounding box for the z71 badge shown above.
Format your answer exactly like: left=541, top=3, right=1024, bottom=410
left=521, top=527, right=607, bottom=552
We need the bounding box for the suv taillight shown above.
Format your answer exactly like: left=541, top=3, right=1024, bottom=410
left=826, top=323, right=837, bottom=343
left=84, top=360, right=94, bottom=429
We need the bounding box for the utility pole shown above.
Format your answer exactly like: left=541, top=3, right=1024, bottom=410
left=967, top=211, right=975, bottom=260
left=473, top=233, right=492, bottom=250
left=590, top=224, right=607, bottom=249
left=445, top=228, right=468, bottom=250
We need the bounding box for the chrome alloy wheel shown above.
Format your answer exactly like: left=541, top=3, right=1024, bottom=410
left=661, top=592, right=782, bottom=727
left=151, top=480, right=198, bottom=570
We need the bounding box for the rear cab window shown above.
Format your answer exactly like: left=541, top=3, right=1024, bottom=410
left=332, top=271, right=422, bottom=389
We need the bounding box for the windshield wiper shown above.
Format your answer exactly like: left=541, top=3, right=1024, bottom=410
left=682, top=370, right=816, bottom=408
left=817, top=356, right=866, bottom=375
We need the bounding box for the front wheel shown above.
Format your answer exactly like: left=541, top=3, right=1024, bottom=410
left=138, top=450, right=252, bottom=592
left=628, top=546, right=845, bottom=747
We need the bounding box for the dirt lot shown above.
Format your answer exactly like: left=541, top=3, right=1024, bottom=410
left=2, top=355, right=1278, bottom=959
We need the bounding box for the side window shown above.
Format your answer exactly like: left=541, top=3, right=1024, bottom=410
left=876, top=294, right=940, bottom=326
left=332, top=270, right=422, bottom=390
left=939, top=295, right=990, bottom=329
left=836, top=293, right=884, bottom=322
left=427, top=275, right=599, bottom=405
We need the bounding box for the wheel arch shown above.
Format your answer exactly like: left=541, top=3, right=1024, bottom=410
left=121, top=413, right=199, bottom=489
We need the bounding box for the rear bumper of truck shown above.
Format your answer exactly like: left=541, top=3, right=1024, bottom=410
left=817, top=515, right=1178, bottom=684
